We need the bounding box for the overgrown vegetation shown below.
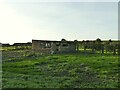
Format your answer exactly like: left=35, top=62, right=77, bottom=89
left=1, top=46, right=31, bottom=51
left=2, top=46, right=119, bottom=88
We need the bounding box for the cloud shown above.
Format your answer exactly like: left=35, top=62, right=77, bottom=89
left=0, top=2, right=118, bottom=44
left=0, top=2, right=34, bottom=44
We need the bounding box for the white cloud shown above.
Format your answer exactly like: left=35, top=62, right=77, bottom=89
left=0, top=3, right=34, bottom=44
left=0, top=2, right=61, bottom=44
left=0, top=2, right=118, bottom=44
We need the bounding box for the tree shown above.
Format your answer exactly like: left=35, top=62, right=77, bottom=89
left=74, top=40, right=78, bottom=44
left=95, top=38, right=104, bottom=54
left=96, top=38, right=101, bottom=43
left=61, top=38, right=66, bottom=42
left=109, top=39, right=112, bottom=42
left=74, top=40, right=79, bottom=51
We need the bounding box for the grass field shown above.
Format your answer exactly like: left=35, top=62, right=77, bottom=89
left=2, top=48, right=119, bottom=88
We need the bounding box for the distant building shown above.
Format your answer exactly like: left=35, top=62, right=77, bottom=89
left=1, top=43, right=10, bottom=47
left=13, top=42, right=32, bottom=46
left=32, top=39, right=77, bottom=54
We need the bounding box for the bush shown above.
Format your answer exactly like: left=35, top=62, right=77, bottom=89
left=23, top=52, right=37, bottom=58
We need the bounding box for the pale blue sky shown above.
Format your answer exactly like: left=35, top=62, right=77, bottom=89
left=0, top=0, right=118, bottom=44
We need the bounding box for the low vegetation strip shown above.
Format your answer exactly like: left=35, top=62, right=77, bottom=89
left=2, top=49, right=119, bottom=88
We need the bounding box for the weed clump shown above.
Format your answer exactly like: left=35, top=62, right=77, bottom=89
left=23, top=51, right=42, bottom=58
